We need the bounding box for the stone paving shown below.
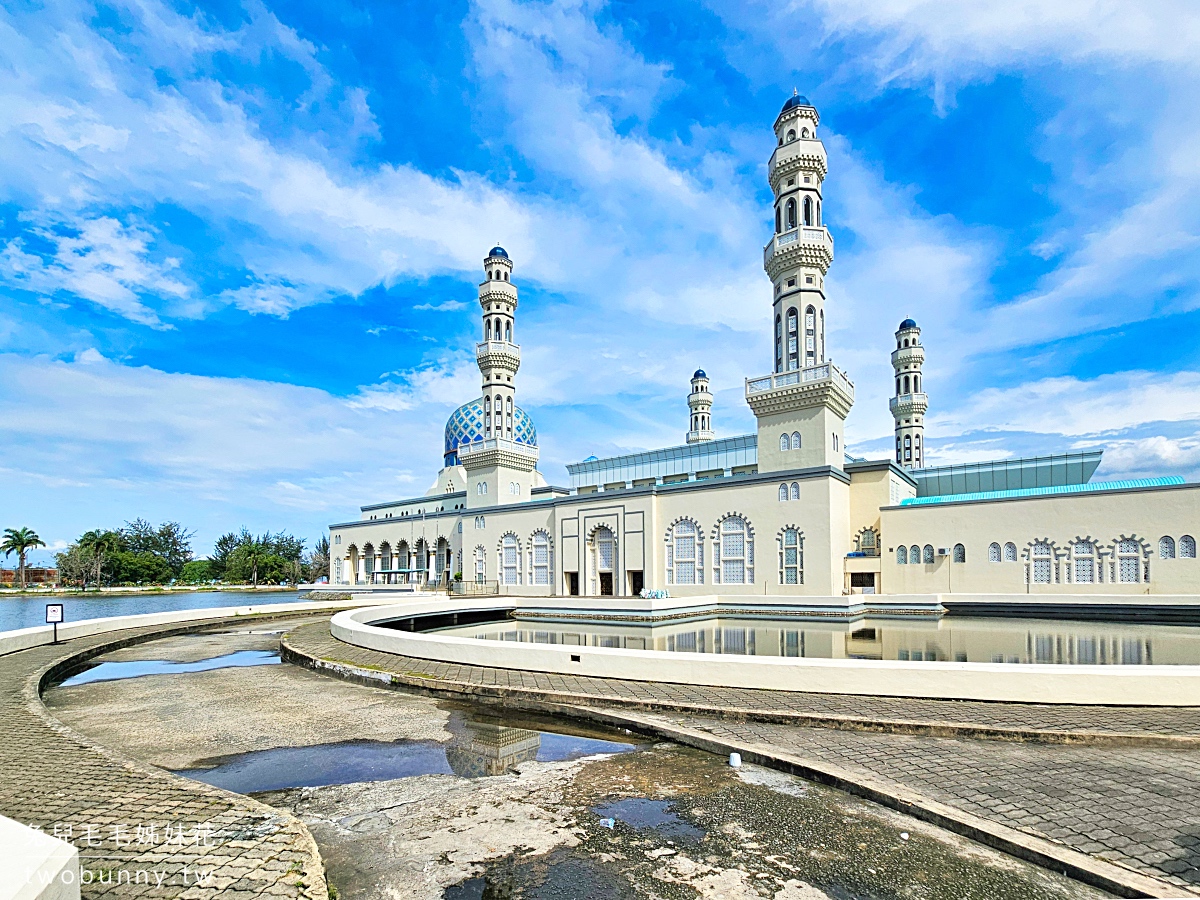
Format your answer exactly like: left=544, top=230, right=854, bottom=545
left=284, top=620, right=1200, bottom=896
left=0, top=617, right=327, bottom=899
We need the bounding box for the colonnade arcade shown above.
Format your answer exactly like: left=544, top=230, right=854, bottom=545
left=342, top=537, right=453, bottom=585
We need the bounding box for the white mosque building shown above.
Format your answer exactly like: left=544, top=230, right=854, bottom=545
left=328, top=95, right=1200, bottom=601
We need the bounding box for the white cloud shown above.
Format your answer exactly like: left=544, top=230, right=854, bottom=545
left=413, top=300, right=468, bottom=312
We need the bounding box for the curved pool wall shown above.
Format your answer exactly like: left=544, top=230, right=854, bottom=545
left=331, top=596, right=1200, bottom=706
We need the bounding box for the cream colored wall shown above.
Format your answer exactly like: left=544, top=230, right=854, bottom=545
left=848, top=467, right=889, bottom=537
left=756, top=405, right=843, bottom=472
left=881, top=484, right=1200, bottom=595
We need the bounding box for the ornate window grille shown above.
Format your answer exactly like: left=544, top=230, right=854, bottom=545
left=922, top=544, right=934, bottom=565
left=1003, top=542, right=1017, bottom=562
left=988, top=542, right=1001, bottom=563
left=1073, top=541, right=1095, bottom=583
left=1031, top=541, right=1052, bottom=583
left=778, top=483, right=788, bottom=502
left=667, top=520, right=701, bottom=585
left=531, top=531, right=551, bottom=585
left=501, top=535, right=520, bottom=585
left=779, top=529, right=802, bottom=584
left=897, top=545, right=908, bottom=565
left=1160, top=536, right=1176, bottom=559
left=1117, top=539, right=1141, bottom=583
left=474, top=547, right=486, bottom=582
left=1182, top=535, right=1197, bottom=559
left=715, top=517, right=753, bottom=584
left=952, top=543, right=966, bottom=563
left=909, top=544, right=920, bottom=565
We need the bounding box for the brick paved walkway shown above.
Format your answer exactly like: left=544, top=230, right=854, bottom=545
left=285, top=620, right=1200, bottom=898
left=0, top=617, right=327, bottom=899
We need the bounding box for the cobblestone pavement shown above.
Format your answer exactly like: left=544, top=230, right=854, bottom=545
left=285, top=620, right=1200, bottom=896
left=0, top=617, right=327, bottom=899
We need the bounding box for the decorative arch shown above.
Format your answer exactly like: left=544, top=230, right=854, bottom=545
left=777, top=525, right=804, bottom=585
left=1069, top=536, right=1098, bottom=583
left=588, top=524, right=617, bottom=596
left=529, top=529, right=553, bottom=586
left=1110, top=535, right=1150, bottom=584
left=778, top=483, right=788, bottom=502
left=497, top=531, right=522, bottom=585
left=791, top=431, right=801, bottom=449
left=712, top=513, right=755, bottom=584
left=1004, top=542, right=1018, bottom=562
left=664, top=516, right=704, bottom=585
left=803, top=195, right=813, bottom=226
left=780, top=433, right=790, bottom=452
left=896, top=545, right=908, bottom=565
left=1024, top=538, right=1060, bottom=584
left=952, top=543, right=966, bottom=563
left=855, top=527, right=879, bottom=556
left=1160, top=536, right=1176, bottom=559
left=1183, top=535, right=1197, bottom=558
left=922, top=544, right=934, bottom=564
left=785, top=197, right=797, bottom=229
left=909, top=544, right=920, bottom=565
left=790, top=482, right=800, bottom=501
left=473, top=545, right=487, bottom=582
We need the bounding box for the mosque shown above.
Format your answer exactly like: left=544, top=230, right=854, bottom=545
left=328, top=95, right=1199, bottom=600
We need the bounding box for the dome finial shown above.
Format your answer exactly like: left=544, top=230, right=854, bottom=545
left=793, top=87, right=798, bottom=97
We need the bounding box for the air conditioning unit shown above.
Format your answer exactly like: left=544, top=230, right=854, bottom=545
left=937, top=547, right=950, bottom=557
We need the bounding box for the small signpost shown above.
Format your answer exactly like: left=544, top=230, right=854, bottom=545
left=45, top=603, right=63, bottom=645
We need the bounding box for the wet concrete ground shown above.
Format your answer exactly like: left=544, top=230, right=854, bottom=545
left=44, top=625, right=1111, bottom=900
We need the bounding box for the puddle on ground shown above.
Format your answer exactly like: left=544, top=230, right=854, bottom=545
left=59, top=650, right=280, bottom=686
left=444, top=849, right=637, bottom=900
left=176, top=711, right=638, bottom=793
left=592, top=797, right=706, bottom=842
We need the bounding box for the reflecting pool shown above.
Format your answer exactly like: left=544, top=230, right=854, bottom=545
left=430, top=613, right=1200, bottom=665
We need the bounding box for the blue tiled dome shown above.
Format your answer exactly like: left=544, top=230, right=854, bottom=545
left=693, top=369, right=707, bottom=379
left=899, top=318, right=918, bottom=330
left=487, top=246, right=509, bottom=259
left=780, top=93, right=811, bottom=113
left=444, top=398, right=537, bottom=465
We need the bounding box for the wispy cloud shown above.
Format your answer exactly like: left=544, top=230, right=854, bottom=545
left=413, top=300, right=468, bottom=312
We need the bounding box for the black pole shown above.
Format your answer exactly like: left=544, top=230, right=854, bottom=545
left=52, top=621, right=58, bottom=645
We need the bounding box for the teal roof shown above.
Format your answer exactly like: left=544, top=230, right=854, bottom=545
left=911, top=450, right=1101, bottom=497
left=900, top=477, right=1185, bottom=507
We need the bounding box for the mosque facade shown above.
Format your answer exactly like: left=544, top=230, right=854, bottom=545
left=328, top=96, right=1200, bottom=599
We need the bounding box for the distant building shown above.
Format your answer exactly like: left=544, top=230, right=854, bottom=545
left=328, top=95, right=1199, bottom=598
left=1, top=568, right=58, bottom=586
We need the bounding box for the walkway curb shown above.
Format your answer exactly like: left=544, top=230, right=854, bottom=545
left=282, top=629, right=1199, bottom=900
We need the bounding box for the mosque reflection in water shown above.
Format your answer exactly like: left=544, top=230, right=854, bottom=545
left=435, top=615, right=1200, bottom=666
left=445, top=713, right=542, bottom=778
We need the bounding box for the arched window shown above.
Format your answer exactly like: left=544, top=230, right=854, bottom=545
left=1031, top=541, right=1053, bottom=583
left=790, top=482, right=799, bottom=501
left=531, top=531, right=551, bottom=585
left=785, top=198, right=796, bottom=229
left=778, top=483, right=788, bottom=502
left=791, top=431, right=801, bottom=449
left=815, top=200, right=821, bottom=225
left=1160, top=536, right=1176, bottom=559
left=801, top=127, right=809, bottom=138
left=988, top=542, right=1001, bottom=563
left=474, top=546, right=486, bottom=582
left=485, top=320, right=492, bottom=340
left=952, top=543, right=965, bottom=563
left=786, top=128, right=796, bottom=142
left=804, top=306, right=816, bottom=364
left=501, top=534, right=520, bottom=585
left=1073, top=540, right=1095, bottom=583
left=334, top=557, right=343, bottom=583
left=910, top=544, right=920, bottom=565
left=775, top=314, right=783, bottom=371
left=922, top=544, right=934, bottom=564
left=503, top=271, right=508, bottom=281
left=775, top=207, right=781, bottom=234
left=666, top=519, right=701, bottom=585
left=1004, top=542, right=1017, bottom=562
left=779, top=528, right=802, bottom=584
left=860, top=529, right=878, bottom=555
left=786, top=308, right=799, bottom=369
left=903, top=375, right=910, bottom=394
left=914, top=375, right=920, bottom=392
left=897, top=546, right=908, bottom=565
left=1117, top=538, right=1141, bottom=583
left=505, top=322, right=511, bottom=341
left=803, top=196, right=813, bottom=226
left=1182, top=535, right=1197, bottom=558
left=780, top=433, right=790, bottom=452
left=715, top=516, right=753, bottom=584
left=896, top=377, right=901, bottom=394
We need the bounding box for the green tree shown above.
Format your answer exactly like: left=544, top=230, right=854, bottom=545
left=2, top=527, right=46, bottom=589
left=121, top=519, right=193, bottom=576
left=107, top=550, right=173, bottom=585
left=307, top=535, right=330, bottom=583
left=78, top=529, right=124, bottom=589
left=180, top=559, right=213, bottom=584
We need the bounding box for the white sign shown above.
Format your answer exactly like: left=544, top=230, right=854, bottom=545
left=45, top=604, right=64, bottom=624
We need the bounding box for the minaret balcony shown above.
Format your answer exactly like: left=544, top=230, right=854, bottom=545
left=459, top=436, right=540, bottom=471
left=476, top=340, right=521, bottom=370
left=890, top=346, right=925, bottom=366
left=745, top=362, right=854, bottom=418
left=763, top=226, right=834, bottom=278
left=889, top=393, right=929, bottom=416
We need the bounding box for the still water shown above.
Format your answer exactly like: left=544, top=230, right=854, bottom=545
left=0, top=590, right=303, bottom=634
left=433, top=613, right=1200, bottom=665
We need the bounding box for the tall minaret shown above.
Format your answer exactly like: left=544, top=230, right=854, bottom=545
left=462, top=245, right=539, bottom=507
left=889, top=318, right=927, bottom=469
left=686, top=369, right=714, bottom=444
left=747, top=93, right=853, bottom=479
left=767, top=90, right=832, bottom=374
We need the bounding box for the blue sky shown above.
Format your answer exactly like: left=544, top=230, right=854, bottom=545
left=3, top=0, right=1199, bottom=563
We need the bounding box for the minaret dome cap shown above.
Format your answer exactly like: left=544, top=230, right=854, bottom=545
left=780, top=93, right=812, bottom=113
left=693, top=369, right=707, bottom=379
left=487, top=245, right=510, bottom=259
left=898, top=318, right=918, bottom=330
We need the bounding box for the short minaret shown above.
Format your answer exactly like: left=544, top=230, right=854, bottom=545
left=889, top=318, right=928, bottom=469
left=686, top=369, right=714, bottom=444
left=462, top=246, right=540, bottom=507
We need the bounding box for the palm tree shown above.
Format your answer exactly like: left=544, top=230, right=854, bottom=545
left=243, top=540, right=265, bottom=587
left=2, top=527, right=47, bottom=589
left=78, top=529, right=122, bottom=590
